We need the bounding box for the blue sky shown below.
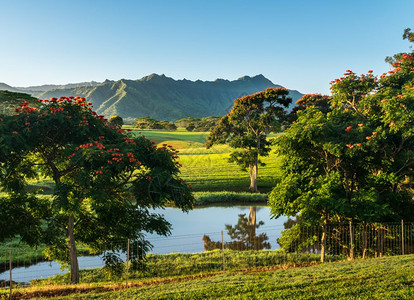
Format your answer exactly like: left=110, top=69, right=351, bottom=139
left=0, top=0, right=413, bottom=94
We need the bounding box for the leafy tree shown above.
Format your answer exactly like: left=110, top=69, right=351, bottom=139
left=185, top=124, right=195, bottom=132
left=288, top=94, right=331, bottom=124
left=134, top=116, right=157, bottom=129
left=174, top=117, right=198, bottom=128
left=134, top=117, right=176, bottom=130
left=206, top=88, right=291, bottom=192
left=403, top=28, right=414, bottom=43
left=156, top=120, right=177, bottom=131
left=270, top=46, right=414, bottom=261
left=0, top=97, right=193, bottom=283
left=108, top=115, right=124, bottom=127
left=194, top=116, right=221, bottom=132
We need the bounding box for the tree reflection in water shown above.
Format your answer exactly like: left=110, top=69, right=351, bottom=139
left=203, top=207, right=271, bottom=251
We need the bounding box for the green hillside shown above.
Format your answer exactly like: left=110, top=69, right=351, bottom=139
left=36, top=74, right=303, bottom=121
left=0, top=90, right=39, bottom=115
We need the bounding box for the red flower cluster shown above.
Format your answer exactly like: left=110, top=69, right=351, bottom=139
left=77, top=143, right=94, bottom=150
left=345, top=126, right=352, bottom=132
left=344, top=70, right=355, bottom=76
left=401, top=53, right=413, bottom=61
left=123, top=137, right=136, bottom=145
left=79, top=119, right=89, bottom=127
left=49, top=107, right=64, bottom=114
left=94, top=141, right=105, bottom=150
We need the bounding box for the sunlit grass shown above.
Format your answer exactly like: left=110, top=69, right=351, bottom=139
left=6, top=255, right=414, bottom=299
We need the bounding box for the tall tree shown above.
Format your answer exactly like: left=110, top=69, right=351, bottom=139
left=0, top=97, right=193, bottom=283
left=206, top=88, right=292, bottom=192
left=270, top=47, right=414, bottom=260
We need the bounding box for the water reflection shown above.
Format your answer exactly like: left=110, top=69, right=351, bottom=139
left=202, top=207, right=271, bottom=251
left=0, top=206, right=287, bottom=283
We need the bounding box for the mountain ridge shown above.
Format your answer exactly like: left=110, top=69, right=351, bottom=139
left=0, top=74, right=303, bottom=121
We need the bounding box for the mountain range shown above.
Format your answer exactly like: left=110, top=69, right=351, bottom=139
left=0, top=74, right=303, bottom=121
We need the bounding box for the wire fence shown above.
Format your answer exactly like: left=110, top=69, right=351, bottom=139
left=0, top=221, right=413, bottom=294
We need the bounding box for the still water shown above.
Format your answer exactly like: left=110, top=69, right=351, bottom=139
left=0, top=206, right=287, bottom=283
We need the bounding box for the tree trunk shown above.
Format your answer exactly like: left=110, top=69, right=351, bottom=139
left=249, top=164, right=258, bottom=192
left=320, top=219, right=327, bottom=263
left=348, top=219, right=354, bottom=260
left=67, top=215, right=80, bottom=284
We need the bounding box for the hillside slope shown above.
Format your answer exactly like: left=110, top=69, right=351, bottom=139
left=0, top=90, right=39, bottom=115
left=36, top=74, right=303, bottom=121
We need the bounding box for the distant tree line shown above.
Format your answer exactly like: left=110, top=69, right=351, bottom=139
left=134, top=116, right=221, bottom=131
left=175, top=116, right=220, bottom=132
left=135, top=116, right=177, bottom=130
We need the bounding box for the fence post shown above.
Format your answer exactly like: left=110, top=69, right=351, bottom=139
left=401, top=220, right=405, bottom=255
left=126, top=239, right=130, bottom=287
left=221, top=231, right=225, bottom=272
left=9, top=247, right=12, bottom=300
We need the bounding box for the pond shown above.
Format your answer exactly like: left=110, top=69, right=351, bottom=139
left=0, top=205, right=288, bottom=283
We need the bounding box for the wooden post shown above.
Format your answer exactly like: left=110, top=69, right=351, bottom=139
left=221, top=231, right=225, bottom=272
left=9, top=247, right=12, bottom=300
left=126, top=239, right=130, bottom=287
left=401, top=220, right=405, bottom=255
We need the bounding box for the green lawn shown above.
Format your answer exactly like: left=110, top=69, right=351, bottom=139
left=10, top=254, right=414, bottom=299
left=130, top=129, right=281, bottom=193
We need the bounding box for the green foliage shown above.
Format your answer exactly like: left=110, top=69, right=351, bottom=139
left=193, top=191, right=267, bottom=205
left=403, top=28, right=414, bottom=43
left=134, top=117, right=176, bottom=130
left=192, top=116, right=221, bottom=132
left=0, top=97, right=194, bottom=283
left=108, top=115, right=123, bottom=127
left=288, top=93, right=331, bottom=123
left=270, top=44, right=414, bottom=236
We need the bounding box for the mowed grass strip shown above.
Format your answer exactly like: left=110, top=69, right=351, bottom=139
left=20, top=255, right=414, bottom=299
left=130, top=129, right=209, bottom=144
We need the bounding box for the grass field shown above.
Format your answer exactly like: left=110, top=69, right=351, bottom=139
left=131, top=129, right=281, bottom=193
left=5, top=254, right=413, bottom=299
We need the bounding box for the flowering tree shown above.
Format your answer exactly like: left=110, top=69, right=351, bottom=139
left=206, top=88, right=292, bottom=192
left=0, top=97, right=193, bottom=283
left=287, top=93, right=331, bottom=124
left=270, top=47, right=414, bottom=261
